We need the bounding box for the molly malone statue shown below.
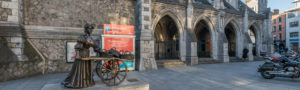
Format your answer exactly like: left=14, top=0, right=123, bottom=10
left=62, top=24, right=101, bottom=88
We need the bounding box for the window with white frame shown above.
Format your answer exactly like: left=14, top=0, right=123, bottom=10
left=288, top=13, right=296, bottom=18
left=290, top=32, right=299, bottom=38
left=290, top=21, right=299, bottom=27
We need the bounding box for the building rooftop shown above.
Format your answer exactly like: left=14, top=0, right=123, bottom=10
left=285, top=7, right=300, bottom=13
left=193, top=0, right=216, bottom=10
left=152, top=0, right=268, bottom=19
left=293, top=0, right=300, bottom=3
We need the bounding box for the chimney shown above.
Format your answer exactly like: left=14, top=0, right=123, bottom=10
left=272, top=9, right=279, bottom=15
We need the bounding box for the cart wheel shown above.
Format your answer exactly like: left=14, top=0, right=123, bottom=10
left=99, top=59, right=128, bottom=86
left=96, top=61, right=113, bottom=80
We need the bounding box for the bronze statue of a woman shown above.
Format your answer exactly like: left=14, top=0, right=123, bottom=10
left=62, top=24, right=100, bottom=88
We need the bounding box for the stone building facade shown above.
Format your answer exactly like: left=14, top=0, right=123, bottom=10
left=0, top=0, right=273, bottom=78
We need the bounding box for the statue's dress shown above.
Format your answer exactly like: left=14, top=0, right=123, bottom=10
left=62, top=35, right=99, bottom=88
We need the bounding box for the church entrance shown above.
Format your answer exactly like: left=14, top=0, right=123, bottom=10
left=225, top=23, right=237, bottom=57
left=195, top=20, right=211, bottom=58
left=249, top=25, right=257, bottom=56
left=154, top=15, right=179, bottom=60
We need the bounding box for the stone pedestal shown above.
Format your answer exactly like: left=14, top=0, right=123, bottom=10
left=186, top=56, right=198, bottom=65
left=186, top=42, right=198, bottom=65
left=41, top=77, right=149, bottom=90
left=136, top=0, right=157, bottom=71
left=222, top=43, right=229, bottom=63
left=136, top=40, right=157, bottom=71
left=248, top=44, right=254, bottom=61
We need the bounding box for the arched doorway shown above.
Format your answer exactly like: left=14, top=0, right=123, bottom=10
left=194, top=20, right=211, bottom=57
left=225, top=23, right=237, bottom=57
left=248, top=26, right=257, bottom=56
left=154, top=15, right=179, bottom=60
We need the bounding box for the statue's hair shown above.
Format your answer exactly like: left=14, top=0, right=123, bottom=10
left=84, top=24, right=95, bottom=35
left=84, top=24, right=95, bottom=29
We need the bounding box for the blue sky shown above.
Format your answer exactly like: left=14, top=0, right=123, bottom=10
left=242, top=0, right=295, bottom=13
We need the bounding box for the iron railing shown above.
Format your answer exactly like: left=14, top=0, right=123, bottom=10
left=197, top=41, right=210, bottom=57
left=155, top=41, right=179, bottom=60
left=228, top=42, right=236, bottom=57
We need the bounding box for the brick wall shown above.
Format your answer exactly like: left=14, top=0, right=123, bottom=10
left=271, top=14, right=286, bottom=41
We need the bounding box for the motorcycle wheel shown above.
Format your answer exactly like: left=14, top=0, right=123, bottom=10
left=260, top=70, right=275, bottom=79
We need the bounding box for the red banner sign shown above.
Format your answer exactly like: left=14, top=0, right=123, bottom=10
left=102, top=24, right=135, bottom=70
left=103, top=24, right=135, bottom=35
left=103, top=37, right=134, bottom=52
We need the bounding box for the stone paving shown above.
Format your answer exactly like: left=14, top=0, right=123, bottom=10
left=1, top=61, right=300, bottom=90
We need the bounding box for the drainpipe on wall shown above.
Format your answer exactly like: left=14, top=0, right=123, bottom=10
left=26, top=39, right=46, bottom=74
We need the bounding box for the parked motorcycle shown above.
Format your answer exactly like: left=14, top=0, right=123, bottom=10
left=258, top=56, right=300, bottom=79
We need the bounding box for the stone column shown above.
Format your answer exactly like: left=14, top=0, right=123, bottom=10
left=0, top=0, right=27, bottom=61
left=248, top=44, right=254, bottom=61
left=213, top=1, right=229, bottom=62
left=257, top=29, right=262, bottom=57
left=267, top=11, right=274, bottom=55
left=7, top=36, right=27, bottom=61
left=185, top=0, right=198, bottom=65
left=210, top=14, right=220, bottom=61
left=1, top=0, right=20, bottom=23
left=262, top=10, right=273, bottom=56
left=217, top=11, right=229, bottom=62
left=243, top=8, right=253, bottom=61
left=136, top=0, right=157, bottom=71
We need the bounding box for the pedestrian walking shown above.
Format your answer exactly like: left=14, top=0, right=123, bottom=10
left=243, top=48, right=249, bottom=61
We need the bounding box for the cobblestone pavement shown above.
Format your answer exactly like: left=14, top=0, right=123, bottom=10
left=1, top=61, right=300, bottom=90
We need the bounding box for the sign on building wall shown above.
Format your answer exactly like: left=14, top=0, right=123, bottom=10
left=102, top=24, right=135, bottom=70
left=103, top=37, right=134, bottom=52
left=66, top=42, right=77, bottom=63
left=103, top=24, right=135, bottom=35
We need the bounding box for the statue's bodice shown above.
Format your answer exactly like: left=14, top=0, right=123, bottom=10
left=77, top=35, right=95, bottom=58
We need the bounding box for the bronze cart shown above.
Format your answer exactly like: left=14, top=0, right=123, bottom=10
left=80, top=57, right=131, bottom=86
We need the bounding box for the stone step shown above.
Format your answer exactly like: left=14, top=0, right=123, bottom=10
left=156, top=60, right=185, bottom=65
left=156, top=60, right=187, bottom=68
left=229, top=57, right=244, bottom=62
left=254, top=56, right=264, bottom=61
left=198, top=58, right=223, bottom=64
left=157, top=64, right=187, bottom=68
left=156, top=63, right=186, bottom=66
left=199, top=61, right=223, bottom=64
left=198, top=58, right=214, bottom=61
